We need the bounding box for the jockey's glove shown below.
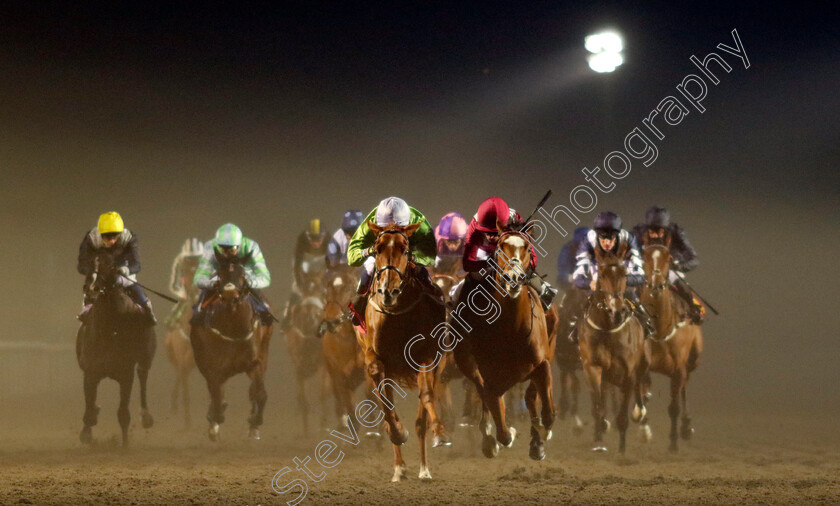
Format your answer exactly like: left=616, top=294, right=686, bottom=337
left=118, top=266, right=130, bottom=277
left=365, top=246, right=376, bottom=258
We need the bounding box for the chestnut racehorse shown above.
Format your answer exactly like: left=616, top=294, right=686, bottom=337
left=77, top=250, right=155, bottom=446
left=321, top=267, right=366, bottom=428
left=641, top=240, right=703, bottom=452
left=190, top=259, right=272, bottom=441
left=455, top=225, right=556, bottom=461
left=164, top=255, right=200, bottom=427
left=578, top=243, right=648, bottom=453
left=361, top=221, right=451, bottom=482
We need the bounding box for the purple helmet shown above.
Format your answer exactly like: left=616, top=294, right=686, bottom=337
left=435, top=212, right=468, bottom=244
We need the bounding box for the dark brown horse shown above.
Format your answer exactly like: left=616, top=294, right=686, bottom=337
left=164, top=255, right=200, bottom=428
left=553, top=294, right=585, bottom=434
left=190, top=259, right=272, bottom=441
left=321, top=267, right=366, bottom=429
left=286, top=292, right=330, bottom=435
left=361, top=221, right=451, bottom=482
left=455, top=226, right=556, bottom=461
left=641, top=240, right=703, bottom=452
left=77, top=250, right=155, bottom=446
left=578, top=243, right=648, bottom=453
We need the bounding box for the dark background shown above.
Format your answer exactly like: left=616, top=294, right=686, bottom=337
left=0, top=2, right=837, bottom=419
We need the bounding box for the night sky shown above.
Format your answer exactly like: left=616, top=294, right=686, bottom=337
left=0, top=2, right=837, bottom=414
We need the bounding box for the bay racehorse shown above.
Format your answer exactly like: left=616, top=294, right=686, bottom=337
left=362, top=221, right=451, bottom=482
left=163, top=255, right=200, bottom=427
left=321, top=267, right=366, bottom=429
left=190, top=259, right=272, bottom=441
left=455, top=224, right=555, bottom=461
left=578, top=243, right=649, bottom=453
left=641, top=239, right=703, bottom=452
left=77, top=250, right=155, bottom=446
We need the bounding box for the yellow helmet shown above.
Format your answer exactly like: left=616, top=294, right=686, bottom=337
left=308, top=218, right=321, bottom=236
left=98, top=212, right=124, bottom=235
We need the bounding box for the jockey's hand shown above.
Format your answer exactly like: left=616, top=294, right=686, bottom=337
left=589, top=279, right=597, bottom=291
left=365, top=246, right=376, bottom=258
left=117, top=266, right=130, bottom=278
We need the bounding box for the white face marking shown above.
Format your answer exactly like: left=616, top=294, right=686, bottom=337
left=332, top=277, right=343, bottom=288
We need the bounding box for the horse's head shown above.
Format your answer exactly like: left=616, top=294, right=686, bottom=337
left=293, top=296, right=325, bottom=336
left=325, top=268, right=355, bottom=305
left=493, top=217, right=530, bottom=297
left=216, top=257, right=249, bottom=305
left=299, top=256, right=327, bottom=296
left=368, top=220, right=421, bottom=308
left=594, top=242, right=629, bottom=323
left=642, top=243, right=671, bottom=295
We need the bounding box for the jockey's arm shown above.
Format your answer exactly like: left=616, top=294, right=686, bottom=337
left=77, top=233, right=95, bottom=276
left=243, top=239, right=271, bottom=289
left=347, top=208, right=377, bottom=267
left=123, top=233, right=142, bottom=274
left=625, top=234, right=646, bottom=287
left=671, top=224, right=699, bottom=272
left=193, top=249, right=218, bottom=290
left=408, top=213, right=436, bottom=267
left=572, top=243, right=594, bottom=289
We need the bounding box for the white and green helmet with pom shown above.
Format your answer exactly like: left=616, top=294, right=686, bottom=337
left=214, top=223, right=243, bottom=248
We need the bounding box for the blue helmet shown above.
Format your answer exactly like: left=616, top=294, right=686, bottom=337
left=341, top=210, right=364, bottom=235
left=644, top=205, right=670, bottom=228
left=593, top=211, right=621, bottom=233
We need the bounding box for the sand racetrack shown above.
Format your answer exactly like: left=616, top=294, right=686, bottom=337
left=1, top=388, right=837, bottom=506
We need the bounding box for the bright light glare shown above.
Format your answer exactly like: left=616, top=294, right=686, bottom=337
left=587, top=52, right=624, bottom=73
left=585, top=32, right=623, bottom=54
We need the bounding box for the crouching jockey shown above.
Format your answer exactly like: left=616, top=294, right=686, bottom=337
left=280, top=219, right=328, bottom=330
left=163, top=238, right=205, bottom=329
left=433, top=212, right=468, bottom=278
left=346, top=196, right=441, bottom=330
left=77, top=212, right=156, bottom=325
left=191, top=224, right=274, bottom=326
left=573, top=211, right=656, bottom=338
left=633, top=205, right=704, bottom=324
left=460, top=197, right=557, bottom=310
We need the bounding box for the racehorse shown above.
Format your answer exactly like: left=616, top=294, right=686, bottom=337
left=190, top=258, right=272, bottom=441
left=321, top=267, right=365, bottom=429
left=455, top=224, right=556, bottom=461
left=163, top=255, right=200, bottom=427
left=641, top=239, right=703, bottom=452
left=577, top=243, right=648, bottom=453
left=76, top=250, right=155, bottom=446
left=361, top=221, right=451, bottom=482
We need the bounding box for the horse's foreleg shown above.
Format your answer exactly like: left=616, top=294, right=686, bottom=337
left=390, top=443, right=407, bottom=482
left=570, top=371, right=583, bottom=433
left=617, top=377, right=633, bottom=454
left=80, top=372, right=100, bottom=444
left=668, top=370, right=686, bottom=452
left=364, top=350, right=407, bottom=446
left=181, top=371, right=191, bottom=428
left=680, top=372, right=694, bottom=441
left=118, top=372, right=135, bottom=447
left=137, top=365, right=154, bottom=429
left=206, top=378, right=224, bottom=441
left=485, top=393, right=514, bottom=449
left=247, top=365, right=267, bottom=439
left=416, top=401, right=432, bottom=480
left=418, top=370, right=451, bottom=448
left=584, top=365, right=606, bottom=448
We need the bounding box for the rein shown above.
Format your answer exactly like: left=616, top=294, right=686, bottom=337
left=207, top=318, right=260, bottom=342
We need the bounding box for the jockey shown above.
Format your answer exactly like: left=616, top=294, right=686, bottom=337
left=77, top=211, right=156, bottom=325
left=433, top=212, right=468, bottom=277
left=556, top=227, right=590, bottom=291
left=573, top=211, right=656, bottom=337
left=192, top=223, right=274, bottom=326
left=346, top=196, right=439, bottom=327
left=325, top=210, right=365, bottom=273
left=280, top=219, right=328, bottom=330
left=163, top=238, right=205, bottom=329
left=633, top=205, right=704, bottom=324
left=461, top=196, right=557, bottom=310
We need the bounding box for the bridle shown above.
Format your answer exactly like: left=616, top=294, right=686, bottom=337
left=372, top=229, right=413, bottom=293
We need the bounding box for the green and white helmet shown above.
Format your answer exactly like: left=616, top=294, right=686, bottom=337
left=214, top=223, right=243, bottom=248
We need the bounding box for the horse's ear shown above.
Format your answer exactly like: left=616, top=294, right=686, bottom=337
left=665, top=233, right=672, bottom=249
left=496, top=216, right=507, bottom=234
left=616, top=241, right=629, bottom=260
left=368, top=219, right=383, bottom=236
left=403, top=222, right=422, bottom=237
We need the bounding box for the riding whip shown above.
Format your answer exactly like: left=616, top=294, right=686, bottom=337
left=117, top=274, right=180, bottom=303
left=671, top=270, right=719, bottom=315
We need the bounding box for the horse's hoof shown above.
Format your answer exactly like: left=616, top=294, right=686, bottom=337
left=208, top=423, right=221, bottom=442
left=389, top=427, right=409, bottom=446
left=572, top=416, right=584, bottom=436
left=591, top=445, right=608, bottom=452
left=640, top=424, right=653, bottom=443
left=499, top=427, right=517, bottom=448
left=418, top=466, right=433, bottom=480
left=481, top=435, right=499, bottom=459
left=141, top=411, right=154, bottom=429
left=248, top=428, right=261, bottom=440
left=529, top=441, right=546, bottom=461
left=79, top=426, right=93, bottom=445
left=457, top=416, right=474, bottom=428
left=390, top=465, right=408, bottom=482
left=680, top=425, right=694, bottom=441
left=603, top=420, right=612, bottom=433
left=432, top=434, right=452, bottom=448
left=365, top=430, right=382, bottom=439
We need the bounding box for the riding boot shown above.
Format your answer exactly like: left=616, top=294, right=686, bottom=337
left=673, top=279, right=704, bottom=324
left=349, top=293, right=368, bottom=328
left=629, top=299, right=656, bottom=338
left=141, top=299, right=158, bottom=326
left=414, top=264, right=444, bottom=302
left=527, top=272, right=558, bottom=310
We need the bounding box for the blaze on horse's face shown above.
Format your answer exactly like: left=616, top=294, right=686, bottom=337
left=368, top=220, right=421, bottom=308
left=494, top=225, right=530, bottom=297
left=217, top=258, right=249, bottom=304
left=325, top=270, right=355, bottom=305
left=594, top=243, right=629, bottom=322
left=643, top=243, right=672, bottom=295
